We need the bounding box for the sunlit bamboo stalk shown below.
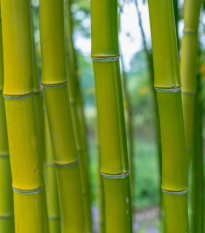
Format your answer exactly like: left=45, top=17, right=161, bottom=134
left=0, top=4, right=14, bottom=231
left=91, top=0, right=133, bottom=232
left=1, top=0, right=45, bottom=232
left=39, top=0, right=86, bottom=232
left=64, top=1, right=93, bottom=232
left=148, top=0, right=189, bottom=232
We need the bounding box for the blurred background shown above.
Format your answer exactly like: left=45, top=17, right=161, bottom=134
left=32, top=0, right=205, bottom=232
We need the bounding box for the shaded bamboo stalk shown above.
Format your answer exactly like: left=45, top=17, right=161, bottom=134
left=173, top=0, right=179, bottom=49
left=0, top=4, right=14, bottom=231
left=191, top=73, right=204, bottom=233
left=180, top=0, right=201, bottom=168
left=91, top=0, right=133, bottom=232
left=180, top=1, right=201, bottom=232
left=134, top=0, right=162, bottom=199
left=39, top=0, right=86, bottom=232
left=95, top=130, right=105, bottom=233
left=64, top=1, right=93, bottom=232
left=1, top=0, right=46, bottom=232
left=121, top=54, right=134, bottom=202
left=44, top=113, right=61, bottom=233
left=147, top=0, right=189, bottom=232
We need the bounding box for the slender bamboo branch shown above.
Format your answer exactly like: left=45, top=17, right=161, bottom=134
left=91, top=0, right=133, bottom=232
left=147, top=0, right=189, bottom=232
left=39, top=0, right=86, bottom=232
left=1, top=0, right=46, bottom=232
left=64, top=1, right=93, bottom=232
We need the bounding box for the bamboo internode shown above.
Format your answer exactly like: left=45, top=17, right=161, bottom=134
left=1, top=0, right=45, bottom=232
left=40, top=0, right=85, bottom=232
left=147, top=0, right=189, bottom=232
left=91, top=0, right=133, bottom=232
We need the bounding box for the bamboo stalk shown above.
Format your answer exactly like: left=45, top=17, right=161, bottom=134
left=147, top=0, right=189, bottom=232
left=1, top=0, right=45, bottom=232
left=180, top=1, right=201, bottom=231
left=44, top=113, right=61, bottom=233
left=180, top=0, right=201, bottom=167
left=191, top=73, right=204, bottom=233
left=39, top=0, right=85, bottom=232
left=64, top=1, right=93, bottom=232
left=91, top=0, right=133, bottom=232
left=0, top=5, right=14, bottom=231
left=121, top=54, right=134, bottom=202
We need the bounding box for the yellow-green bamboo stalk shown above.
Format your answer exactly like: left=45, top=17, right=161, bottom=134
left=147, top=0, right=189, bottom=232
left=180, top=1, right=201, bottom=232
left=0, top=5, right=14, bottom=231
left=39, top=0, right=85, bottom=232
left=91, top=0, right=133, bottom=232
left=64, top=1, right=93, bottom=232
left=180, top=0, right=201, bottom=166
left=96, top=134, right=105, bottom=233
left=1, top=0, right=45, bottom=232
left=191, top=74, right=204, bottom=233
left=44, top=113, right=61, bottom=233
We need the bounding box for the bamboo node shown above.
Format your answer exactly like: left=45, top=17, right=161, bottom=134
left=0, top=215, right=14, bottom=220
left=42, top=81, right=68, bottom=89
left=92, top=56, right=120, bottom=62
left=12, top=186, right=43, bottom=194
left=101, top=171, right=129, bottom=179
left=3, top=92, right=33, bottom=100
left=0, top=153, right=9, bottom=158
left=54, top=159, right=79, bottom=168
left=161, top=187, right=189, bottom=195
left=155, top=87, right=181, bottom=92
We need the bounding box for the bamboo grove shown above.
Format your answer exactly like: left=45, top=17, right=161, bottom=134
left=0, top=0, right=204, bottom=233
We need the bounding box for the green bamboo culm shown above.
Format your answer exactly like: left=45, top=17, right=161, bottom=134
left=64, top=1, right=93, bottom=232
left=0, top=4, right=15, bottom=231
left=180, top=0, right=201, bottom=167
left=91, top=0, right=133, bottom=232
left=147, top=0, right=189, bottom=232
left=39, top=0, right=86, bottom=232
left=191, top=73, right=204, bottom=233
left=180, top=1, right=201, bottom=232
left=1, top=0, right=46, bottom=232
left=44, top=114, right=61, bottom=233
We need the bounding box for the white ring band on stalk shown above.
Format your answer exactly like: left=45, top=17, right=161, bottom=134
left=42, top=81, right=68, bottom=89
left=12, top=186, right=43, bottom=194
left=161, top=187, right=189, bottom=195
left=92, top=56, right=120, bottom=62
left=0, top=215, right=14, bottom=219
left=3, top=92, right=33, bottom=100
left=0, top=153, right=9, bottom=158
left=155, top=87, right=181, bottom=92
left=54, top=159, right=79, bottom=168
left=101, top=171, right=129, bottom=179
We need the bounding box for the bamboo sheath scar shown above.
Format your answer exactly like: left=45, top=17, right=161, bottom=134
left=1, top=0, right=45, bottom=232
left=40, top=0, right=85, bottom=232
left=0, top=6, right=14, bottom=231
left=91, top=0, right=133, bottom=232
left=64, top=1, right=92, bottom=232
left=147, top=0, right=189, bottom=232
